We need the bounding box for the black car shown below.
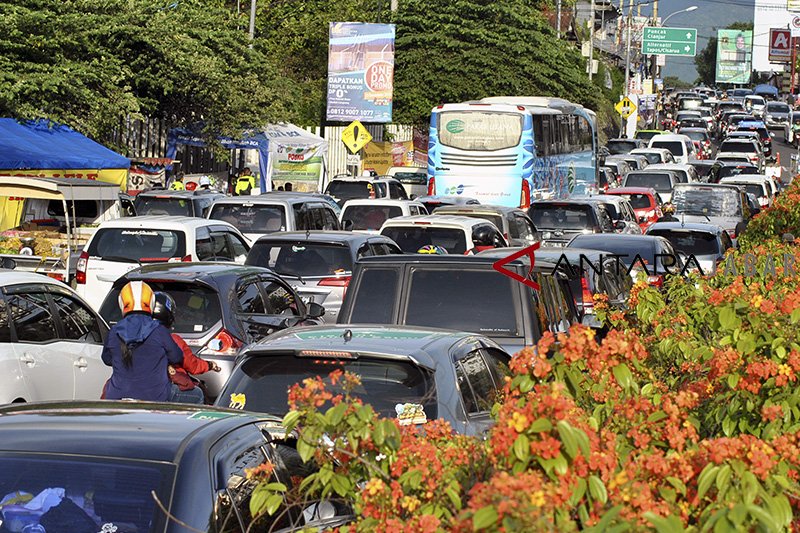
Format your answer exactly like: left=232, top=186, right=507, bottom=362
left=98, top=263, right=325, bottom=397
left=527, top=199, right=615, bottom=247
left=709, top=161, right=760, bottom=183
left=337, top=255, right=580, bottom=355
left=130, top=189, right=226, bottom=217
left=606, top=138, right=645, bottom=155
left=0, top=402, right=351, bottom=533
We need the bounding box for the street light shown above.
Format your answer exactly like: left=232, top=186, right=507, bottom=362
left=651, top=6, right=698, bottom=124
left=661, top=5, right=697, bottom=27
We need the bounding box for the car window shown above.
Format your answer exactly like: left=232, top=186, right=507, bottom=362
left=596, top=205, right=615, bottom=231
left=381, top=226, right=468, bottom=254
left=262, top=281, right=299, bottom=316
left=87, top=228, right=186, bottom=262
left=226, top=232, right=250, bottom=260
left=50, top=292, right=103, bottom=343
left=528, top=204, right=596, bottom=230
left=320, top=207, right=340, bottom=230
left=217, top=440, right=272, bottom=531
left=209, top=203, right=286, bottom=234
left=197, top=231, right=231, bottom=261
left=456, top=350, right=498, bottom=414
left=237, top=281, right=266, bottom=314
left=343, top=205, right=403, bottom=231
left=248, top=242, right=353, bottom=277
left=369, top=243, right=388, bottom=256
left=349, top=269, right=399, bottom=324
left=514, top=215, right=536, bottom=241
left=7, top=292, right=57, bottom=343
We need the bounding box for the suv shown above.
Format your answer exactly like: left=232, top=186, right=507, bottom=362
left=527, top=200, right=615, bottom=247
left=717, top=139, right=764, bottom=171
left=671, top=183, right=752, bottom=244
left=207, top=193, right=341, bottom=242
left=577, top=195, right=641, bottom=234
left=380, top=215, right=508, bottom=254
left=429, top=205, right=539, bottom=246
left=98, top=263, right=324, bottom=398
left=649, top=134, right=695, bottom=164
left=386, top=166, right=428, bottom=198
left=644, top=163, right=699, bottom=184
left=765, top=101, right=791, bottom=130
left=605, top=187, right=664, bottom=230
left=337, top=255, right=580, bottom=354
left=622, top=170, right=681, bottom=203
left=630, top=148, right=675, bottom=165
left=340, top=199, right=428, bottom=233
left=605, top=138, right=645, bottom=155
left=131, top=189, right=225, bottom=217
left=75, top=216, right=250, bottom=310
left=324, top=177, right=408, bottom=207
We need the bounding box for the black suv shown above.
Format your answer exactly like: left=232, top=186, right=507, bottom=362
left=527, top=200, right=615, bottom=247
left=128, top=189, right=226, bottom=217
left=337, top=255, right=580, bottom=355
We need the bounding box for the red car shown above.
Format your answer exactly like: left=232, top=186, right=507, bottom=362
left=605, top=187, right=664, bottom=231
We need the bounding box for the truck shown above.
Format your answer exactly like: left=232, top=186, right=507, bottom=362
left=0, top=176, right=125, bottom=283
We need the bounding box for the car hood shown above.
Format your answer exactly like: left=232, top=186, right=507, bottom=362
left=675, top=215, right=740, bottom=230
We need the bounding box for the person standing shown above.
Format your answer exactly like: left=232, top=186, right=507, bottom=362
left=235, top=167, right=257, bottom=196
left=169, top=172, right=185, bottom=191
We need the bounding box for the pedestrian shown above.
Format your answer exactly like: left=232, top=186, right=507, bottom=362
left=169, top=172, right=185, bottom=191
left=198, top=175, right=211, bottom=190
left=284, top=181, right=293, bottom=192
left=101, top=281, right=186, bottom=402
left=235, top=167, right=257, bottom=196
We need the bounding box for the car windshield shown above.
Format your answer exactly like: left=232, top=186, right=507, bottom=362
left=87, top=228, right=186, bottom=262
left=208, top=203, right=286, bottom=234
left=682, top=131, right=708, bottom=142
left=393, top=172, right=427, bottom=185
left=638, top=152, right=662, bottom=164
left=342, top=205, right=403, bottom=230
left=672, top=187, right=742, bottom=217
left=381, top=226, right=467, bottom=254
left=0, top=453, right=173, bottom=533
left=650, top=140, right=683, bottom=156
left=648, top=229, right=720, bottom=256
left=100, top=282, right=223, bottom=333
left=221, top=355, right=437, bottom=419
left=717, top=166, right=755, bottom=180
left=247, top=242, right=353, bottom=277
left=440, top=213, right=504, bottom=231
left=624, top=173, right=673, bottom=193
left=720, top=142, right=756, bottom=153
left=567, top=237, right=668, bottom=269
left=134, top=196, right=195, bottom=216
left=728, top=183, right=766, bottom=197
left=767, top=103, right=790, bottom=113
left=607, top=140, right=638, bottom=154
left=635, top=131, right=661, bottom=142
left=326, top=181, right=373, bottom=201
left=613, top=193, right=652, bottom=210
left=528, top=204, right=594, bottom=230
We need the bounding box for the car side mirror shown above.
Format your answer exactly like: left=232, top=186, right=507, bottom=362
left=306, top=302, right=325, bottom=319
left=342, top=219, right=354, bottom=231
left=1, top=257, right=16, bottom=270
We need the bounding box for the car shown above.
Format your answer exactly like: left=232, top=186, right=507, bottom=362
left=677, top=128, right=713, bottom=159
left=324, top=177, right=408, bottom=207
left=75, top=216, right=251, bottom=311
left=245, top=231, right=402, bottom=324
left=414, top=194, right=481, bottom=214
left=527, top=199, right=615, bottom=247
left=695, top=106, right=716, bottom=133
left=429, top=204, right=539, bottom=246
left=131, top=189, right=226, bottom=217
left=584, top=195, right=642, bottom=234
left=644, top=163, right=699, bottom=184
left=646, top=222, right=734, bottom=276
left=670, top=183, right=752, bottom=244
left=0, top=271, right=110, bottom=404
left=207, top=193, right=341, bottom=242
left=607, top=153, right=649, bottom=171
left=725, top=130, right=762, bottom=146
left=217, top=325, right=513, bottom=436
left=634, top=130, right=665, bottom=143
left=719, top=175, right=776, bottom=208
left=722, top=114, right=757, bottom=136
left=602, top=159, right=633, bottom=185
left=717, top=139, right=764, bottom=171
left=689, top=159, right=721, bottom=183
left=337, top=255, right=580, bottom=354
left=715, top=153, right=754, bottom=169
left=677, top=96, right=704, bottom=111
left=784, top=110, right=800, bottom=144
left=0, top=402, right=351, bottom=533
left=567, top=233, right=684, bottom=287
left=340, top=199, right=428, bottom=233
left=765, top=100, right=792, bottom=130
left=605, top=138, right=645, bottom=155
left=678, top=118, right=707, bottom=131
left=386, top=166, right=428, bottom=198
left=649, top=134, right=695, bottom=164
left=743, top=95, right=766, bottom=118
left=674, top=110, right=702, bottom=124
left=715, top=101, right=746, bottom=120
left=621, top=170, right=681, bottom=203
left=605, top=187, right=664, bottom=230
left=379, top=215, right=507, bottom=254
left=98, top=263, right=325, bottom=397
left=630, top=147, right=675, bottom=165
left=709, top=161, right=761, bottom=183
left=734, top=121, right=773, bottom=157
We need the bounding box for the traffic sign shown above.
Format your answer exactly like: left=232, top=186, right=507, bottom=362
left=641, top=27, right=697, bottom=56
left=770, top=28, right=792, bottom=63
left=341, top=120, right=373, bottom=154
left=792, top=16, right=800, bottom=38
left=615, top=97, right=637, bottom=119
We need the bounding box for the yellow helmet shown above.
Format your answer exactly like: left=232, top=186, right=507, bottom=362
left=118, top=281, right=156, bottom=316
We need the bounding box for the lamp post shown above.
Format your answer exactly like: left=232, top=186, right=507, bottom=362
left=248, top=0, right=257, bottom=47
left=651, top=6, right=697, bottom=126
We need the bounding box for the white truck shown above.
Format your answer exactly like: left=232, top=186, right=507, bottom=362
left=0, top=176, right=124, bottom=283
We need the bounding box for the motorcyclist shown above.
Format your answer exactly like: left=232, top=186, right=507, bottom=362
left=152, top=291, right=220, bottom=404
left=101, top=281, right=185, bottom=402
left=657, top=203, right=679, bottom=222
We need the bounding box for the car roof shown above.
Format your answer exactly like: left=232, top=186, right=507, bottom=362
left=116, top=262, right=275, bottom=284
left=571, top=234, right=664, bottom=246
left=137, top=189, right=224, bottom=199
left=97, top=216, right=234, bottom=230
left=0, top=270, right=70, bottom=287
left=380, top=214, right=494, bottom=229
left=211, top=194, right=325, bottom=206
left=650, top=134, right=690, bottom=141
left=572, top=194, right=627, bottom=205
left=678, top=128, right=707, bottom=133
left=253, top=231, right=381, bottom=245
left=720, top=138, right=759, bottom=144
left=0, top=402, right=281, bottom=462
left=673, top=183, right=742, bottom=192
left=342, top=199, right=423, bottom=208
left=605, top=187, right=658, bottom=196
left=719, top=175, right=769, bottom=184
left=431, top=204, right=523, bottom=215
left=415, top=195, right=480, bottom=203
left=647, top=221, right=725, bottom=234
left=630, top=147, right=669, bottom=153
left=646, top=163, right=692, bottom=171
left=530, top=198, right=601, bottom=206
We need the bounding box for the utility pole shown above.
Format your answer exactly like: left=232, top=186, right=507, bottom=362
left=622, top=1, right=633, bottom=136
left=391, top=0, right=398, bottom=11
left=557, top=0, right=562, bottom=38
left=589, top=0, right=595, bottom=80
left=248, top=0, right=256, bottom=47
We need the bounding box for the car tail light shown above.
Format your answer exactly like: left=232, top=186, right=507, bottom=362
left=47, top=272, right=65, bottom=282
left=182, top=255, right=193, bottom=262
left=200, top=329, right=243, bottom=356
left=427, top=177, right=436, bottom=196
left=319, top=275, right=351, bottom=300
left=75, top=251, right=89, bottom=284
left=647, top=274, right=664, bottom=287
left=520, top=179, right=531, bottom=209
left=726, top=228, right=737, bottom=238
left=581, top=277, right=594, bottom=311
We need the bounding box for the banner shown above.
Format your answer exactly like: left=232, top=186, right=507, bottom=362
left=716, top=29, right=753, bottom=84
left=327, top=22, right=395, bottom=123
left=363, top=141, right=414, bottom=175
left=266, top=124, right=327, bottom=192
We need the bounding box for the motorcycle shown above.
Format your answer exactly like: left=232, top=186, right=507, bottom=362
left=791, top=123, right=800, bottom=148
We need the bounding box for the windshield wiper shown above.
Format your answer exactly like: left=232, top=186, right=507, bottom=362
left=102, top=256, right=139, bottom=263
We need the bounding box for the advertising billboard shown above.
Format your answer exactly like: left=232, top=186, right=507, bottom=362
left=326, top=23, right=396, bottom=123
left=716, top=29, right=753, bottom=84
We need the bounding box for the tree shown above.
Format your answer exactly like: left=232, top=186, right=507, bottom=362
left=694, top=21, right=753, bottom=87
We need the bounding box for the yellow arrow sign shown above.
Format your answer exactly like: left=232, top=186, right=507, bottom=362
left=341, top=120, right=373, bottom=154
left=615, top=97, right=637, bottom=119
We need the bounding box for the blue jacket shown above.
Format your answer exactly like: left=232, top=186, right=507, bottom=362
left=102, top=313, right=184, bottom=401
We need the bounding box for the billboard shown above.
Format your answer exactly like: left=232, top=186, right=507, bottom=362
left=326, top=23, right=395, bottom=123
left=716, top=29, right=753, bottom=84
left=770, top=28, right=792, bottom=63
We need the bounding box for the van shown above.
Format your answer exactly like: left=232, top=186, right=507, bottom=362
left=649, top=134, right=694, bottom=165
left=386, top=167, right=428, bottom=199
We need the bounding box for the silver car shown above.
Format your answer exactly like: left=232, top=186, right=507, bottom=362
left=670, top=183, right=751, bottom=246
left=765, top=101, right=791, bottom=130
left=646, top=222, right=733, bottom=275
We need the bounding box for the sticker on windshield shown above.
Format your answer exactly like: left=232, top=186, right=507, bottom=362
left=292, top=245, right=306, bottom=252
left=396, top=403, right=427, bottom=426
left=120, top=230, right=159, bottom=236
left=229, top=393, right=247, bottom=410
left=99, top=523, right=118, bottom=533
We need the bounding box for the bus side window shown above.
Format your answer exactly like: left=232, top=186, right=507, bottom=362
left=533, top=116, right=546, bottom=157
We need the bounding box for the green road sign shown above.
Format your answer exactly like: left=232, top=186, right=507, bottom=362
left=641, top=27, right=697, bottom=56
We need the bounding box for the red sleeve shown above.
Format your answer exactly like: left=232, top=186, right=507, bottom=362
left=171, top=333, right=211, bottom=374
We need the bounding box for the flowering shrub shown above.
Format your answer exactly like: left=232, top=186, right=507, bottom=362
left=246, top=178, right=800, bottom=531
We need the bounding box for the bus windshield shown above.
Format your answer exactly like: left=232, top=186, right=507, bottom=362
left=437, top=111, right=523, bottom=151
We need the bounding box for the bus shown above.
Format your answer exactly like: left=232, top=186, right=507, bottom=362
left=427, top=96, right=597, bottom=208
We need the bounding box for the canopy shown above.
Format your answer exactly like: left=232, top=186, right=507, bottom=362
left=753, top=84, right=779, bottom=97
left=0, top=119, right=130, bottom=170
left=0, top=176, right=121, bottom=201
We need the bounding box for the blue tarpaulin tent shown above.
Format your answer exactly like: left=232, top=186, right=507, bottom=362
left=753, top=84, right=779, bottom=97
left=0, top=119, right=129, bottom=170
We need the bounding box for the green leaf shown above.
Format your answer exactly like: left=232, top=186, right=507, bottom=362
left=612, top=363, right=633, bottom=390
left=330, top=473, right=352, bottom=497
left=282, top=410, right=301, bottom=431
left=570, top=478, right=587, bottom=506
left=513, top=434, right=530, bottom=462
left=472, top=505, right=498, bottom=530
left=715, top=464, right=732, bottom=497
left=666, top=476, right=686, bottom=496
left=719, top=306, right=737, bottom=329
left=445, top=487, right=462, bottom=510
left=249, top=484, right=270, bottom=517
left=373, top=420, right=386, bottom=446
left=529, top=418, right=553, bottom=433
left=553, top=453, right=569, bottom=476
left=726, top=373, right=740, bottom=390
left=557, top=421, right=579, bottom=459
left=327, top=403, right=347, bottom=426
left=791, top=307, right=800, bottom=324
left=696, top=464, right=720, bottom=501
left=647, top=410, right=668, bottom=423
left=296, top=437, right=315, bottom=462
left=265, top=493, right=284, bottom=516
left=644, top=512, right=685, bottom=533
left=746, top=504, right=781, bottom=532
left=722, top=417, right=736, bottom=437
left=588, top=475, right=608, bottom=504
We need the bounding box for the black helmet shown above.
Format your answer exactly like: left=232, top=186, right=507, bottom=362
left=152, top=291, right=176, bottom=328
left=472, top=225, right=498, bottom=247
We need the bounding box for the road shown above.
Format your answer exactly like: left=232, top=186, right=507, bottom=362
left=771, top=131, right=798, bottom=184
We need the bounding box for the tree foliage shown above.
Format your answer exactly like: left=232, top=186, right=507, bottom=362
left=694, top=21, right=753, bottom=87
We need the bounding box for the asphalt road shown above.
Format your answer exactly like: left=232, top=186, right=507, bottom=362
left=771, top=130, right=799, bottom=184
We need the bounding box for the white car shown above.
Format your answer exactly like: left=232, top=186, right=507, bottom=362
left=649, top=134, right=695, bottom=165
left=340, top=199, right=428, bottom=234
left=630, top=148, right=675, bottom=165
left=75, top=216, right=250, bottom=310
left=717, top=139, right=764, bottom=171
left=644, top=163, right=699, bottom=184
left=0, top=271, right=110, bottom=403
left=720, top=175, right=776, bottom=208
left=386, top=166, right=428, bottom=199
left=379, top=215, right=508, bottom=255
